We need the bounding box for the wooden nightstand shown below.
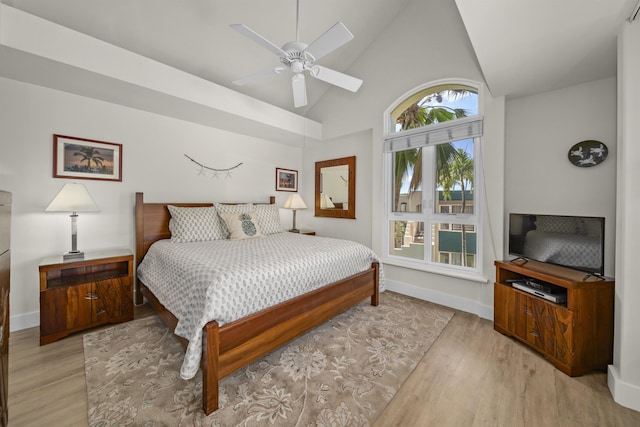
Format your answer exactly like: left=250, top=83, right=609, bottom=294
left=39, top=249, right=134, bottom=345
left=290, top=230, right=315, bottom=236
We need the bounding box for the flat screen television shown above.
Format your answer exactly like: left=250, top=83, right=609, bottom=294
left=508, top=213, right=605, bottom=276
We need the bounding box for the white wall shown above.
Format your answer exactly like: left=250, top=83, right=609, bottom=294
left=0, top=76, right=303, bottom=331
left=608, top=20, right=640, bottom=412
left=504, top=77, right=618, bottom=277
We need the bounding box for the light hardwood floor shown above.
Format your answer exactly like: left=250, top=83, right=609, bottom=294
left=8, top=303, right=640, bottom=426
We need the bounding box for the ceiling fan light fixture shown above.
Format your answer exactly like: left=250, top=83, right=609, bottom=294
left=230, top=2, right=363, bottom=108
left=290, top=61, right=305, bottom=74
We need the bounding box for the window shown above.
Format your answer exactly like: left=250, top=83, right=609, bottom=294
left=384, top=82, right=482, bottom=273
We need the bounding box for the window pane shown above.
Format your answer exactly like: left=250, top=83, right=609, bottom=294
left=393, top=149, right=422, bottom=213
left=392, top=86, right=479, bottom=133
left=389, top=220, right=424, bottom=260
left=435, top=139, right=474, bottom=215
left=431, top=222, right=476, bottom=268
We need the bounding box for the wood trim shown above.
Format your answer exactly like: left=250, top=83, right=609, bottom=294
left=314, top=156, right=356, bottom=219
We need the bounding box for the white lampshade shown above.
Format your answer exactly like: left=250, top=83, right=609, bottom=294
left=46, top=183, right=99, bottom=260
left=282, top=193, right=307, bottom=210
left=320, top=193, right=335, bottom=209
left=46, top=183, right=99, bottom=213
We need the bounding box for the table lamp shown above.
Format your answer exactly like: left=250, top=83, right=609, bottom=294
left=320, top=193, right=335, bottom=209
left=46, top=183, right=99, bottom=260
left=282, top=193, right=307, bottom=233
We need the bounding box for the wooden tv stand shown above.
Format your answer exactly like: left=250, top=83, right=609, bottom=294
left=494, top=259, right=614, bottom=376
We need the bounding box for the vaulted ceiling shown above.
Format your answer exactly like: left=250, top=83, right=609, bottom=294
left=2, top=0, right=637, bottom=115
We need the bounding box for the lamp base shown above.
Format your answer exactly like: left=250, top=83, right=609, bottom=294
left=289, top=228, right=300, bottom=233
left=63, top=250, right=85, bottom=261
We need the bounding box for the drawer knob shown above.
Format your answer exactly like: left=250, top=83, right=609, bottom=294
left=85, top=292, right=98, bottom=300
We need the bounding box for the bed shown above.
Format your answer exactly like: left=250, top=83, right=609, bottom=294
left=134, top=192, right=380, bottom=415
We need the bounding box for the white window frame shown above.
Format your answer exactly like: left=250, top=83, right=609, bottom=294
left=382, top=80, right=485, bottom=281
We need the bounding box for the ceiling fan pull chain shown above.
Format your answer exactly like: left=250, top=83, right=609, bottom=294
left=296, top=0, right=300, bottom=42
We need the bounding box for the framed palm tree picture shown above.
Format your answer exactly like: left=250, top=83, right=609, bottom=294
left=53, top=134, right=122, bottom=182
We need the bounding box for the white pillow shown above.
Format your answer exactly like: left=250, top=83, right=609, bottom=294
left=219, top=211, right=263, bottom=240
left=253, top=203, right=285, bottom=235
left=167, top=205, right=227, bottom=242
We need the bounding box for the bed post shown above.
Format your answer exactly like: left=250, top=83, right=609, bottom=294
left=201, top=320, right=220, bottom=415
left=134, top=192, right=144, bottom=305
left=371, top=262, right=380, bottom=306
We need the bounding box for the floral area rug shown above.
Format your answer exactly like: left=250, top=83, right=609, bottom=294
left=83, top=291, right=453, bottom=426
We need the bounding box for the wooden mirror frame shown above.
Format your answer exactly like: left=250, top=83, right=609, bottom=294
left=314, top=156, right=356, bottom=219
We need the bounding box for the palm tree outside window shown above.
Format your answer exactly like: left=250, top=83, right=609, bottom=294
left=384, top=81, right=482, bottom=272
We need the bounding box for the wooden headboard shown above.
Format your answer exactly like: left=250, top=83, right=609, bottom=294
left=134, top=192, right=276, bottom=304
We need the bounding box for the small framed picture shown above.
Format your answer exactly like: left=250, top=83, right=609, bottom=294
left=276, top=167, right=298, bottom=192
left=53, top=134, right=122, bottom=182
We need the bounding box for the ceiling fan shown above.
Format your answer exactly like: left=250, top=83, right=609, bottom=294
left=230, top=0, right=363, bottom=108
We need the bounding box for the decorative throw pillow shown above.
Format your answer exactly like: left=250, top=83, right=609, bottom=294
left=253, top=203, right=285, bottom=235
left=535, top=215, right=577, bottom=234
left=167, top=205, right=227, bottom=242
left=215, top=203, right=253, bottom=238
left=219, top=212, right=263, bottom=240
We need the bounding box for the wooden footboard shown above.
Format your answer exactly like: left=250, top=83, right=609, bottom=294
left=135, top=192, right=379, bottom=415
left=204, top=262, right=379, bottom=414
left=140, top=264, right=379, bottom=414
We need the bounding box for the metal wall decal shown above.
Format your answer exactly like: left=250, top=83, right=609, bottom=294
left=568, top=140, right=608, bottom=168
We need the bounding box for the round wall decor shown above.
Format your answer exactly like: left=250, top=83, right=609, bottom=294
left=568, top=140, right=608, bottom=167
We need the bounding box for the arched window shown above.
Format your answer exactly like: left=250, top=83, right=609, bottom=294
left=383, top=81, right=483, bottom=273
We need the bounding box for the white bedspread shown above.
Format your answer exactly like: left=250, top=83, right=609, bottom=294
left=137, top=232, right=384, bottom=379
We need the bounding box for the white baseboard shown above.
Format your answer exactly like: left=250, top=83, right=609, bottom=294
left=10, top=311, right=39, bottom=332
left=385, top=279, right=494, bottom=320
left=608, top=364, right=640, bottom=412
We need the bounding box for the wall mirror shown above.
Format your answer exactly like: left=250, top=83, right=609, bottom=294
left=315, top=156, right=356, bottom=219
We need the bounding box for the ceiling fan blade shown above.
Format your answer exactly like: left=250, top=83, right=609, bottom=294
left=232, top=67, right=285, bottom=86
left=309, top=65, right=363, bottom=92
left=304, top=22, right=354, bottom=61
left=292, top=73, right=307, bottom=108
left=230, top=24, right=287, bottom=56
